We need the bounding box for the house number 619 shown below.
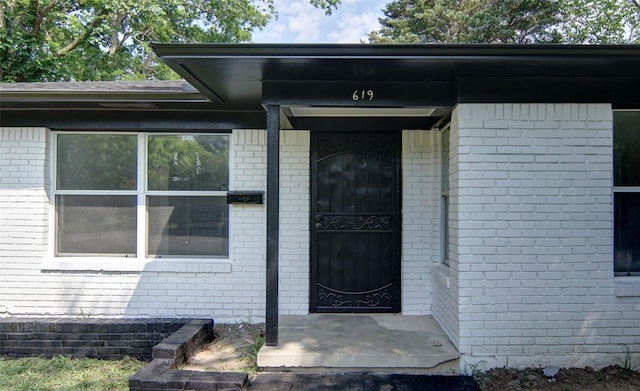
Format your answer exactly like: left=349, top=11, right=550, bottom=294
left=352, top=89, right=374, bottom=101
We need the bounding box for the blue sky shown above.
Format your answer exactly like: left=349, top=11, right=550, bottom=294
left=252, top=0, right=388, bottom=43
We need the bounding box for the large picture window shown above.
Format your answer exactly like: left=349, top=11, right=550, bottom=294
left=54, top=133, right=229, bottom=258
left=614, top=111, right=640, bottom=275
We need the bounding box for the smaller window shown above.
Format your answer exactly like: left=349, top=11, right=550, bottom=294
left=147, top=196, right=228, bottom=257
left=55, top=134, right=138, bottom=256
left=441, top=127, right=451, bottom=265
left=147, top=135, right=229, bottom=192
left=614, top=111, right=640, bottom=275
left=614, top=192, right=640, bottom=274
left=441, top=128, right=450, bottom=194
left=56, top=134, right=137, bottom=191
left=441, top=195, right=450, bottom=265
left=56, top=195, right=137, bottom=256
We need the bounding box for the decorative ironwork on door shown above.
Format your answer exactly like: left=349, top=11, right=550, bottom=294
left=310, top=132, right=401, bottom=313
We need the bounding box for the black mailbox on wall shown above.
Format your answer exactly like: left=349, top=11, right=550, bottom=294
left=226, top=191, right=264, bottom=205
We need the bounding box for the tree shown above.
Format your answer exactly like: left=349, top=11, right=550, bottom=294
left=560, top=0, right=640, bottom=43
left=368, top=0, right=564, bottom=43
left=368, top=0, right=640, bottom=44
left=0, top=0, right=341, bottom=82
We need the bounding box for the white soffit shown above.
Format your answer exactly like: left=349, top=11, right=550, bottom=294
left=287, top=106, right=437, bottom=117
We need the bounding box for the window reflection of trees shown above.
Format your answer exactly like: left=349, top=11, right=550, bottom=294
left=148, top=135, right=229, bottom=191
left=57, top=134, right=137, bottom=190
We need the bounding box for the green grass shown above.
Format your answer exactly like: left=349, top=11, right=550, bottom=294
left=239, top=333, right=266, bottom=374
left=0, top=356, right=146, bottom=391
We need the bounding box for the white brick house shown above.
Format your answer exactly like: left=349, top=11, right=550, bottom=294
left=2, top=44, right=640, bottom=370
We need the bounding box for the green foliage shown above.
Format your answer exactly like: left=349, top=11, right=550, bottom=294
left=240, top=334, right=266, bottom=373
left=369, top=0, right=563, bottom=43
left=369, top=0, right=640, bottom=44
left=0, top=356, right=145, bottom=391
left=0, top=0, right=341, bottom=82
left=466, top=360, right=488, bottom=389
left=560, top=0, right=640, bottom=43
left=0, top=1, right=59, bottom=81
left=610, top=344, right=638, bottom=371
left=308, top=0, right=342, bottom=14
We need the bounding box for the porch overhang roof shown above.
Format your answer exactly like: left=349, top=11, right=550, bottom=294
left=152, top=43, right=640, bottom=111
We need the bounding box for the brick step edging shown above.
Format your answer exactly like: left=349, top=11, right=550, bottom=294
left=129, top=318, right=251, bottom=390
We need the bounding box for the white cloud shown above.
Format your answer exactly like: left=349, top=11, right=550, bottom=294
left=328, top=5, right=382, bottom=43
left=285, top=1, right=327, bottom=42
left=252, top=0, right=386, bottom=43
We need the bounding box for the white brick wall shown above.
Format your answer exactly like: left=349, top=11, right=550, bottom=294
left=401, top=130, right=438, bottom=315
left=429, top=121, right=461, bottom=349
left=453, top=104, right=636, bottom=369
left=0, top=128, right=50, bottom=316
left=279, top=131, right=310, bottom=315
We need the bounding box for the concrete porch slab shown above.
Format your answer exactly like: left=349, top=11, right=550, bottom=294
left=257, top=315, right=460, bottom=374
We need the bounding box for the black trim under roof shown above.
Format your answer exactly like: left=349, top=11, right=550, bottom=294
left=0, top=110, right=266, bottom=131
left=152, top=43, right=640, bottom=108
left=0, top=80, right=266, bottom=130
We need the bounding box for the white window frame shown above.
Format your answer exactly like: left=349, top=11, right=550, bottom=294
left=44, top=131, right=232, bottom=272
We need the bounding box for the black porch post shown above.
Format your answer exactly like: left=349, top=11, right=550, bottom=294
left=265, top=105, right=280, bottom=346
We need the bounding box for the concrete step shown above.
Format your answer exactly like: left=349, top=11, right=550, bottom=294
left=257, top=314, right=460, bottom=374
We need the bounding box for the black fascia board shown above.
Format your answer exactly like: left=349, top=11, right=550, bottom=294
left=151, top=43, right=640, bottom=59
left=457, top=77, right=640, bottom=104
left=0, top=80, right=208, bottom=104
left=151, top=43, right=640, bottom=107
left=0, top=91, right=210, bottom=105
left=0, top=109, right=266, bottom=131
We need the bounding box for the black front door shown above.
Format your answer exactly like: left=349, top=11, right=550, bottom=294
left=310, top=132, right=401, bottom=313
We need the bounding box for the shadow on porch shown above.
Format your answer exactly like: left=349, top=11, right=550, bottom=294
left=257, top=314, right=460, bottom=374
